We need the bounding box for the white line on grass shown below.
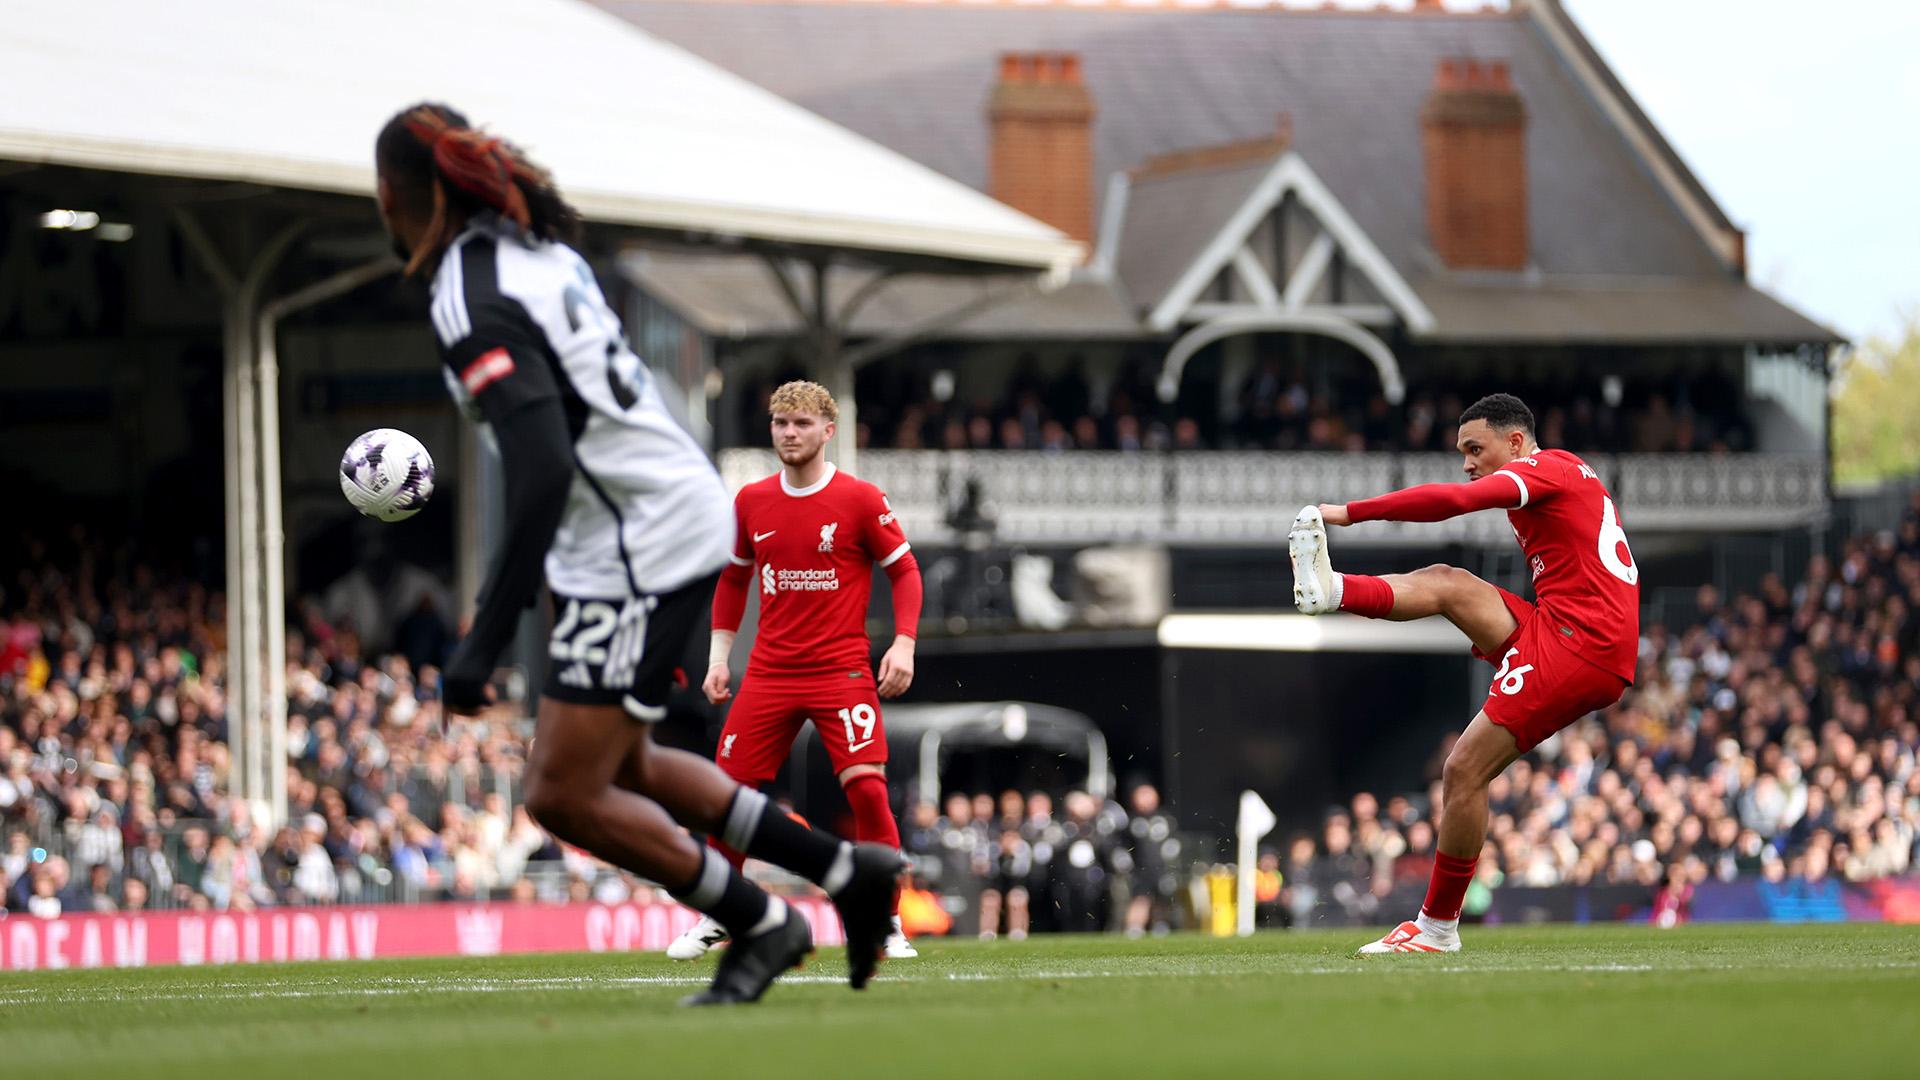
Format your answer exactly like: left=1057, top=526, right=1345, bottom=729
left=6, top=957, right=1917, bottom=1007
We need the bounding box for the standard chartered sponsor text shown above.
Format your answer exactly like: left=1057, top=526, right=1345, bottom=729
left=774, top=568, right=840, bottom=591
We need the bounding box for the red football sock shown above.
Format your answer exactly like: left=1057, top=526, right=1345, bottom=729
left=842, top=773, right=902, bottom=916
left=1421, top=851, right=1478, bottom=922
left=1338, top=573, right=1397, bottom=619
left=841, top=773, right=901, bottom=849
left=707, top=834, right=748, bottom=873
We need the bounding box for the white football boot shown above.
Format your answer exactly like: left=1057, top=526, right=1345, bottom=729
left=1356, top=920, right=1461, bottom=955
left=1289, top=505, right=1339, bottom=615
left=884, top=915, right=918, bottom=959
left=666, top=915, right=730, bottom=961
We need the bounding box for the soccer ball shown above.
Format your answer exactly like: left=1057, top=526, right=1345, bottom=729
left=340, top=428, right=435, bottom=522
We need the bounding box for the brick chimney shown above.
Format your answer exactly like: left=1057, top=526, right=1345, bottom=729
left=988, top=52, right=1096, bottom=243
left=1421, top=58, right=1528, bottom=270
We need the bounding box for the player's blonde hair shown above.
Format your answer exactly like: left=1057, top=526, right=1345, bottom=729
left=768, top=380, right=838, bottom=423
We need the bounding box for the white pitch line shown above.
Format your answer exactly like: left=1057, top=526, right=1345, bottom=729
left=5, top=957, right=1917, bottom=1008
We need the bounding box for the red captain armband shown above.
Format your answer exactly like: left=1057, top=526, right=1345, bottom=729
left=460, top=347, right=516, bottom=395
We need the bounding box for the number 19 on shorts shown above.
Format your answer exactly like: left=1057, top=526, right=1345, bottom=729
left=838, top=703, right=878, bottom=752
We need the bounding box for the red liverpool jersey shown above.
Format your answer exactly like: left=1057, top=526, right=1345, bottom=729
left=1493, top=450, right=1641, bottom=681
left=730, top=463, right=911, bottom=677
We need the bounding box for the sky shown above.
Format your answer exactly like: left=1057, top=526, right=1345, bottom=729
left=1290, top=0, right=1917, bottom=342
left=1558, top=0, right=1920, bottom=345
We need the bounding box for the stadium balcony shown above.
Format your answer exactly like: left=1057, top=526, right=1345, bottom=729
left=720, top=448, right=1829, bottom=548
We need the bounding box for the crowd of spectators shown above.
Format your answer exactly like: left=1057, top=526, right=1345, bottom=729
left=0, top=534, right=1190, bottom=934
left=11, top=493, right=1920, bottom=931
left=767, top=357, right=1754, bottom=455
left=1271, top=501, right=1920, bottom=927
left=0, top=536, right=576, bottom=918
left=902, top=784, right=1185, bottom=938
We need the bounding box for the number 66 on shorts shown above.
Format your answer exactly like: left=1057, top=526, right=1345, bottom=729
left=1476, top=591, right=1629, bottom=754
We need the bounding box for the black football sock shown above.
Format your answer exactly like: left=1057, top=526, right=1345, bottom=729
left=670, top=846, right=786, bottom=940
left=719, top=786, right=857, bottom=897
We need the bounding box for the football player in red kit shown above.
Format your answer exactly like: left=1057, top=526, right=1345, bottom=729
left=669, top=380, right=924, bottom=961
left=1290, top=393, right=1639, bottom=954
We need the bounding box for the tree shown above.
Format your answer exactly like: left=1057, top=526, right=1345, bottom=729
left=1832, top=312, right=1920, bottom=485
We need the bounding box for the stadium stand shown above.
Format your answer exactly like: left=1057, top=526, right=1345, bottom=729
left=5, top=495, right=1919, bottom=928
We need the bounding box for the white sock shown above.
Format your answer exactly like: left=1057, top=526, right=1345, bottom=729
left=1329, top=572, right=1344, bottom=608
left=1416, top=911, right=1459, bottom=938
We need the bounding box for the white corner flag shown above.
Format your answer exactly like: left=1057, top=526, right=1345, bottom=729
left=1236, top=790, right=1278, bottom=938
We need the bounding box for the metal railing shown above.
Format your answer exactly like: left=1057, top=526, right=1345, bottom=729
left=720, top=449, right=1828, bottom=547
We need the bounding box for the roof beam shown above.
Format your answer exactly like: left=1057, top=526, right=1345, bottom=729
left=1147, top=153, right=1434, bottom=334
left=1280, top=232, right=1335, bottom=309
left=1230, top=246, right=1283, bottom=308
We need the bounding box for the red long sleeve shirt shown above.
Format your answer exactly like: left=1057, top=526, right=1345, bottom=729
left=711, top=464, right=921, bottom=678
left=1347, top=451, right=1641, bottom=682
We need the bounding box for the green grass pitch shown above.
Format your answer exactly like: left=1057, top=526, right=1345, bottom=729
left=3, top=924, right=1916, bottom=1078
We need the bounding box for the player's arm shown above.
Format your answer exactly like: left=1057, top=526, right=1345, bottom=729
left=1321, top=471, right=1531, bottom=527
left=439, top=327, right=570, bottom=715
left=869, top=490, right=920, bottom=699
left=703, top=493, right=754, bottom=704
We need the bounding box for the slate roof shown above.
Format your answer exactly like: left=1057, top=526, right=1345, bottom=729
left=601, top=0, right=1839, bottom=345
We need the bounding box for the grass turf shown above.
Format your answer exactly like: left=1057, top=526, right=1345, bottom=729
left=3, top=923, right=1917, bottom=1078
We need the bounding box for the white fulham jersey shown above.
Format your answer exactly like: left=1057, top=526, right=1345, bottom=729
left=431, top=216, right=732, bottom=598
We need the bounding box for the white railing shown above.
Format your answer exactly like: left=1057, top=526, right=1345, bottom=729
left=719, top=450, right=1827, bottom=547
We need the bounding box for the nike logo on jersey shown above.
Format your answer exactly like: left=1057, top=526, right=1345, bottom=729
left=753, top=531, right=777, bottom=543
left=847, top=739, right=875, bottom=753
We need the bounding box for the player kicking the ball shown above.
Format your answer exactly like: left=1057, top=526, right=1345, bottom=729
left=375, top=104, right=901, bottom=1004
left=1290, top=393, right=1638, bottom=954
left=668, top=381, right=924, bottom=962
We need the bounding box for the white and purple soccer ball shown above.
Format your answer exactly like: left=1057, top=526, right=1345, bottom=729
left=340, top=428, right=435, bottom=522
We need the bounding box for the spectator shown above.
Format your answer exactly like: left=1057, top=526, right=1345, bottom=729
left=1123, top=783, right=1179, bottom=937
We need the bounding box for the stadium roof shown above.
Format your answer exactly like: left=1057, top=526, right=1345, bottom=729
left=598, top=0, right=1841, bottom=346
left=0, top=0, right=1080, bottom=275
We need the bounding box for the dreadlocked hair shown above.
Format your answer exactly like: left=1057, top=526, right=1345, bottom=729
left=375, top=103, right=582, bottom=277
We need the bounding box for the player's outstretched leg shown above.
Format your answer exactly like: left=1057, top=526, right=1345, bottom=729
left=1357, top=712, right=1518, bottom=956
left=1291, top=507, right=1522, bottom=657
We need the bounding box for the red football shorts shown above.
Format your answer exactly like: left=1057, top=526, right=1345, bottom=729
left=715, top=670, right=888, bottom=786
left=1472, top=588, right=1628, bottom=753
